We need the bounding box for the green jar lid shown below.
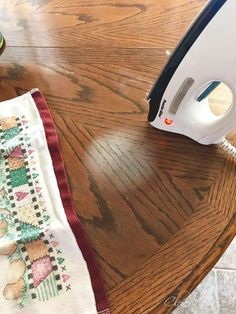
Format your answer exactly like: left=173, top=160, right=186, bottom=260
left=0, top=33, right=4, bottom=48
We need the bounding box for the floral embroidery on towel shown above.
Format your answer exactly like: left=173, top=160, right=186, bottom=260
left=0, top=116, right=71, bottom=309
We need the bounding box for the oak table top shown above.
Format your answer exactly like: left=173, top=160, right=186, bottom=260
left=0, top=1, right=235, bottom=313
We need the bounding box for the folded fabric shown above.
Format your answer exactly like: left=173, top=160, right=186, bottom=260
left=0, top=89, right=109, bottom=314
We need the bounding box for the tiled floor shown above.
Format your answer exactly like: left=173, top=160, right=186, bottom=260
left=173, top=237, right=236, bottom=314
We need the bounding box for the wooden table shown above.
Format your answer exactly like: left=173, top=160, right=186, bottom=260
left=0, top=1, right=235, bottom=313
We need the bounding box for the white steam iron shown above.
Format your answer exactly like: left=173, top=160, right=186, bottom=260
left=148, top=0, right=236, bottom=157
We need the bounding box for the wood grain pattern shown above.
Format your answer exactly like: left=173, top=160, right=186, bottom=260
left=209, top=83, right=232, bottom=115
left=0, top=0, right=235, bottom=313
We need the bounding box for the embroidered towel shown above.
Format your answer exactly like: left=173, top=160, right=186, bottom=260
left=0, top=89, right=109, bottom=314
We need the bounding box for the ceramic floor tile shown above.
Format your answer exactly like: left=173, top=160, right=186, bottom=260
left=173, top=270, right=219, bottom=314
left=216, top=269, right=236, bottom=314
left=215, top=237, right=236, bottom=270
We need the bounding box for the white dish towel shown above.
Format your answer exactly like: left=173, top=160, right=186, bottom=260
left=0, top=90, right=109, bottom=314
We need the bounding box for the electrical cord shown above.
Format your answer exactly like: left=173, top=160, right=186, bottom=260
left=219, top=138, right=236, bottom=158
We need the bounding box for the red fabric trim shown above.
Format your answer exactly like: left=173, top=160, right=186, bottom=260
left=31, top=90, right=109, bottom=313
